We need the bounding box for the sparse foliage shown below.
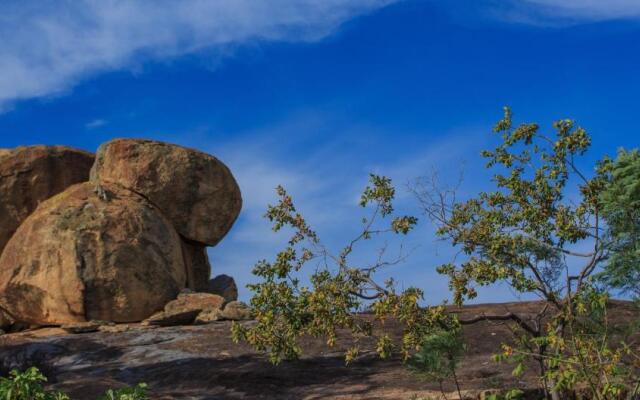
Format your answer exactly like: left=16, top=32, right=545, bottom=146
left=238, top=107, right=639, bottom=399
left=97, top=384, right=148, bottom=400
left=0, top=368, right=148, bottom=400
left=0, top=368, right=69, bottom=400
left=232, top=174, right=452, bottom=365
left=413, top=107, right=639, bottom=399
left=598, top=149, right=640, bottom=298
left=406, top=329, right=465, bottom=399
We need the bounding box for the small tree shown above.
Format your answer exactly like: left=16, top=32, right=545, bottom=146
left=406, top=329, right=465, bottom=399
left=413, top=107, right=638, bottom=399
left=598, top=149, right=640, bottom=298
left=235, top=107, right=639, bottom=399
left=231, top=175, right=454, bottom=365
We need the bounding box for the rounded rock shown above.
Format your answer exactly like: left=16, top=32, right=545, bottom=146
left=0, top=182, right=186, bottom=325
left=0, top=145, right=95, bottom=255
left=90, top=139, right=242, bottom=245
left=208, top=274, right=238, bottom=302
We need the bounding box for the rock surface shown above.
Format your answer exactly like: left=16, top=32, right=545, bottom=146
left=144, top=309, right=202, bottom=327
left=0, top=308, right=14, bottom=330
left=164, top=292, right=224, bottom=315
left=208, top=274, right=238, bottom=302
left=181, top=240, right=212, bottom=292
left=2, top=301, right=635, bottom=399
left=61, top=321, right=103, bottom=334
left=90, top=138, right=242, bottom=245
left=145, top=292, right=225, bottom=327
left=194, top=308, right=222, bottom=324
left=0, top=145, right=95, bottom=255
left=219, top=301, right=252, bottom=321
left=0, top=182, right=186, bottom=326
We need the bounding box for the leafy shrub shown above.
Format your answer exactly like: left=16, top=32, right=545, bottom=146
left=0, top=368, right=148, bottom=400
left=97, top=383, right=148, bottom=400
left=0, top=367, right=69, bottom=400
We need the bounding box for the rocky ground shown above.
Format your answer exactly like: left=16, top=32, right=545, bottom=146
left=1, top=301, right=637, bottom=400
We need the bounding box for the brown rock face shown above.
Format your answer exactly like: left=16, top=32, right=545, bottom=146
left=90, top=139, right=242, bottom=245
left=0, top=308, right=14, bottom=330
left=145, top=292, right=225, bottom=327
left=220, top=301, right=252, bottom=321
left=181, top=240, right=212, bottom=292
left=145, top=309, right=201, bottom=327
left=164, top=292, right=224, bottom=315
left=0, top=182, right=186, bottom=325
left=0, top=145, right=95, bottom=255
left=208, top=274, right=238, bottom=302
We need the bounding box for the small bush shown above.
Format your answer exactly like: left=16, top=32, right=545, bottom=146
left=0, top=367, right=148, bottom=400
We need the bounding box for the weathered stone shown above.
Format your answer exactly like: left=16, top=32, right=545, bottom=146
left=194, top=308, right=223, bottom=325
left=0, top=182, right=186, bottom=326
left=220, top=301, right=252, bottom=321
left=164, top=292, right=224, bottom=315
left=144, top=309, right=201, bottom=327
left=90, top=138, right=242, bottom=245
left=0, top=145, right=94, bottom=255
left=62, top=321, right=102, bottom=334
left=0, top=308, right=14, bottom=330
left=208, top=274, right=238, bottom=302
left=98, top=324, right=130, bottom=333
left=181, top=240, right=212, bottom=292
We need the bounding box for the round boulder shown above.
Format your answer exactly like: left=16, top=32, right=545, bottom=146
left=90, top=139, right=242, bottom=245
left=0, top=145, right=95, bottom=255
left=0, top=182, right=186, bottom=326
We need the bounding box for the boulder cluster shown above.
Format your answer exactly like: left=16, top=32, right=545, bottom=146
left=0, top=139, right=245, bottom=333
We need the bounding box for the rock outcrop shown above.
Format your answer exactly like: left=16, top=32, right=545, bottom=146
left=0, top=183, right=186, bottom=325
left=208, top=274, right=238, bottom=302
left=145, top=292, right=224, bottom=327
left=90, top=139, right=242, bottom=246
left=219, top=301, right=252, bottom=321
left=0, top=139, right=242, bottom=329
left=0, top=145, right=95, bottom=255
left=6, top=301, right=630, bottom=400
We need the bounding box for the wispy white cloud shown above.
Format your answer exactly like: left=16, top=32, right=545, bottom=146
left=497, top=0, right=640, bottom=25
left=85, top=118, right=107, bottom=129
left=154, top=111, right=494, bottom=303
left=0, top=0, right=395, bottom=110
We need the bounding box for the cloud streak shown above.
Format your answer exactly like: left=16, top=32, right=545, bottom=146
left=0, top=0, right=394, bottom=110
left=154, top=111, right=496, bottom=303
left=497, top=0, right=640, bottom=25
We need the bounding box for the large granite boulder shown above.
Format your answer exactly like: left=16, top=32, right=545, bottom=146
left=0, top=145, right=95, bottom=255
left=90, top=139, right=242, bottom=246
left=0, top=182, right=186, bottom=326
left=181, top=240, right=212, bottom=292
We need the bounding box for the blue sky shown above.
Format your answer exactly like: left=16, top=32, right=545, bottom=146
left=0, top=0, right=639, bottom=303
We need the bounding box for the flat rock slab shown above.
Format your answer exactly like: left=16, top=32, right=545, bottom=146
left=0, top=301, right=637, bottom=399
